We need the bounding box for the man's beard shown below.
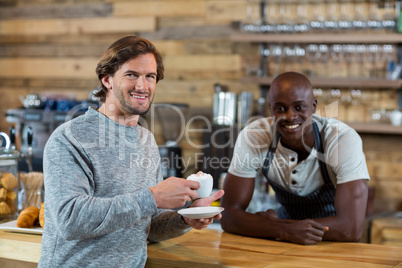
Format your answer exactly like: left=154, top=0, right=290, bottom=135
left=116, top=90, right=153, bottom=116
left=121, top=98, right=152, bottom=116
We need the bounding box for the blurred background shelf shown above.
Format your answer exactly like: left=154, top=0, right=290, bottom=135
left=241, top=76, right=402, bottom=89
left=231, top=33, right=402, bottom=44
left=348, top=122, right=402, bottom=134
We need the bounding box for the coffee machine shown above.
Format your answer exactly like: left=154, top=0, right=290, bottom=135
left=6, top=92, right=99, bottom=172
left=5, top=108, right=87, bottom=172
left=153, top=103, right=189, bottom=179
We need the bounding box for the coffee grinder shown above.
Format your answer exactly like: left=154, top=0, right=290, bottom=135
left=154, top=103, right=189, bottom=179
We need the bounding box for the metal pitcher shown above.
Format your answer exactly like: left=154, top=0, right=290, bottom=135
left=213, top=92, right=237, bottom=126
left=237, top=91, right=253, bottom=126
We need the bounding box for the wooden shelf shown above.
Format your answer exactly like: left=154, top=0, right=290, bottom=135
left=231, top=33, right=402, bottom=44
left=347, top=123, right=402, bottom=134
left=241, top=76, right=402, bottom=89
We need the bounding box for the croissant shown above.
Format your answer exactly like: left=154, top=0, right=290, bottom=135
left=39, top=202, right=45, bottom=228
left=0, top=173, right=17, bottom=191
left=0, top=201, right=11, bottom=215
left=0, top=188, right=6, bottom=202
left=17, top=206, right=40, bottom=228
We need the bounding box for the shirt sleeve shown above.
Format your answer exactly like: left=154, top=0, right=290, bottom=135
left=148, top=209, right=191, bottom=243
left=228, top=125, right=269, bottom=178
left=43, top=128, right=158, bottom=241
left=325, top=126, right=370, bottom=184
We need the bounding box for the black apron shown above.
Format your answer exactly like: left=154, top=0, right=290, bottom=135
left=261, top=122, right=336, bottom=220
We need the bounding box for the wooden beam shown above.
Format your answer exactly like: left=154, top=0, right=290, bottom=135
left=0, top=78, right=98, bottom=90
left=114, top=1, right=206, bottom=17
left=151, top=40, right=184, bottom=56
left=140, top=25, right=234, bottom=40
left=0, top=44, right=108, bottom=57
left=0, top=4, right=112, bottom=20
left=161, top=54, right=242, bottom=80
left=156, top=79, right=258, bottom=95
left=0, top=54, right=241, bottom=79
left=0, top=17, right=156, bottom=36
left=182, top=40, right=233, bottom=54
left=0, top=33, right=133, bottom=45
left=157, top=17, right=226, bottom=28
left=0, top=41, right=183, bottom=58
left=206, top=0, right=246, bottom=22
left=164, top=54, right=241, bottom=71
left=72, top=17, right=156, bottom=34
left=0, top=58, right=98, bottom=78
left=165, top=70, right=242, bottom=80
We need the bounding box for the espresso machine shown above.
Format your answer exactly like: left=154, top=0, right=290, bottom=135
left=5, top=92, right=99, bottom=172
left=153, top=103, right=189, bottom=179
left=5, top=108, right=87, bottom=172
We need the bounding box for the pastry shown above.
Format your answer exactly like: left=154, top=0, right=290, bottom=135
left=0, top=201, right=11, bottom=215
left=6, top=190, right=17, bottom=202
left=39, top=202, right=45, bottom=228
left=17, top=206, right=40, bottom=228
left=0, top=173, right=17, bottom=191
left=0, top=188, right=6, bottom=202
left=5, top=190, right=17, bottom=213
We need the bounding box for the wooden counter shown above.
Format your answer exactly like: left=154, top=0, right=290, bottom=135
left=2, top=228, right=401, bottom=267
left=146, top=229, right=402, bottom=267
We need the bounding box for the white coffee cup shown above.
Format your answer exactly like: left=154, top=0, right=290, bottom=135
left=187, top=173, right=213, bottom=198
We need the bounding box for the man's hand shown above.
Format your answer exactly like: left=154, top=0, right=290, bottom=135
left=256, top=209, right=329, bottom=245
left=149, top=177, right=200, bottom=209
left=182, top=190, right=224, bottom=230
left=282, top=219, right=329, bottom=245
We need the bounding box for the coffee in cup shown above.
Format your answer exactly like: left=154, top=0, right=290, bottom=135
left=187, top=171, right=213, bottom=198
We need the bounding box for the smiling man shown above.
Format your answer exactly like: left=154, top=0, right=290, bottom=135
left=220, top=72, right=370, bottom=245
left=39, top=36, right=223, bottom=268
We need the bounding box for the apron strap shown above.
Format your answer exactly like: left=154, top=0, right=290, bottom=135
left=261, top=132, right=279, bottom=177
left=312, top=121, right=332, bottom=185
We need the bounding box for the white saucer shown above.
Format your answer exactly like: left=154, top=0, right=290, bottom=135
left=178, top=206, right=224, bottom=219
left=0, top=220, right=42, bottom=235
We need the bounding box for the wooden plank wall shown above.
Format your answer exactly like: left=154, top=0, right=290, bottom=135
left=0, top=0, right=401, bottom=213
left=0, top=0, right=258, bottom=175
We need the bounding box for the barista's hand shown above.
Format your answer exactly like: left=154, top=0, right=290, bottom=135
left=183, top=190, right=225, bottom=230
left=282, top=219, right=329, bottom=245
left=256, top=209, right=329, bottom=245
left=150, top=177, right=200, bottom=209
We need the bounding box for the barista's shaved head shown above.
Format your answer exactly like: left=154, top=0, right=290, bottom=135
left=269, top=72, right=313, bottom=102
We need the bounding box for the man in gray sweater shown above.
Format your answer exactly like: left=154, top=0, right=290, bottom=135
left=38, top=36, right=224, bottom=268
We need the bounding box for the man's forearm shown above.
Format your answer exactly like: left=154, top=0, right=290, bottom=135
left=315, top=215, right=364, bottom=242
left=148, top=210, right=190, bottom=243
left=317, top=180, right=369, bottom=242
left=221, top=209, right=287, bottom=239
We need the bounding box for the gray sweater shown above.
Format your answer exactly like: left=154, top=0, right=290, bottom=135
left=38, top=108, right=190, bottom=268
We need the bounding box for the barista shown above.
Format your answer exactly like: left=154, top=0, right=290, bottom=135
left=220, top=72, right=370, bottom=245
